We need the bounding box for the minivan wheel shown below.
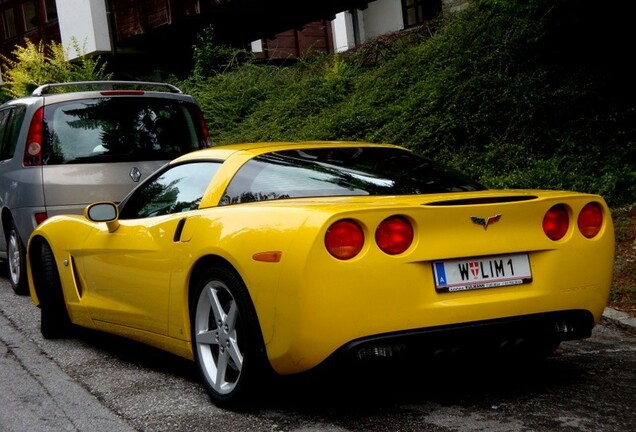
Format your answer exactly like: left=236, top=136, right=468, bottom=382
left=7, top=223, right=28, bottom=295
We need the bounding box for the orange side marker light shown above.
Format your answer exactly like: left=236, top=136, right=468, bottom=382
left=252, top=251, right=282, bottom=262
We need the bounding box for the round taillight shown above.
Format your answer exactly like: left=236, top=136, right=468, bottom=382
left=375, top=215, right=414, bottom=255
left=577, top=202, right=604, bottom=238
left=325, top=219, right=364, bottom=260
left=543, top=204, right=569, bottom=241
left=27, top=142, right=41, bottom=155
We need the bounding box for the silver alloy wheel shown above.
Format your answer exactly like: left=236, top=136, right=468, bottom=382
left=7, top=229, right=21, bottom=286
left=194, top=279, right=244, bottom=395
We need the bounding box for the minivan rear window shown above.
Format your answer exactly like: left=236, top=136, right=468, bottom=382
left=42, top=97, right=206, bottom=164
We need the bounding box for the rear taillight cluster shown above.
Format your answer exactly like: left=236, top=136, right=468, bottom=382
left=23, top=107, right=44, bottom=166
left=325, top=216, right=414, bottom=260
left=543, top=202, right=604, bottom=241
left=100, top=90, right=145, bottom=96
left=35, top=212, right=48, bottom=225
left=197, top=109, right=212, bottom=147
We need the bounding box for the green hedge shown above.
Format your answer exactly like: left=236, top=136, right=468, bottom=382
left=178, top=0, right=634, bottom=205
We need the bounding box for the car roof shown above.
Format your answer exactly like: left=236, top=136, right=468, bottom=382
left=30, top=80, right=183, bottom=96
left=172, top=141, right=406, bottom=164
left=0, top=81, right=196, bottom=107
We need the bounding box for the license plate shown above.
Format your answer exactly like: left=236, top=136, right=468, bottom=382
left=433, top=253, right=532, bottom=293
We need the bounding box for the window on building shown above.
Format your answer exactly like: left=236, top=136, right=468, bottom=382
left=22, top=0, right=37, bottom=31
left=402, top=0, right=442, bottom=28
left=43, top=0, right=57, bottom=22
left=2, top=6, right=16, bottom=38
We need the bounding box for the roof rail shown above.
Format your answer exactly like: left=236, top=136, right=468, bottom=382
left=31, top=80, right=183, bottom=96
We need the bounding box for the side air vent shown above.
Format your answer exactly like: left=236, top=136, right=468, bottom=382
left=71, top=257, right=84, bottom=298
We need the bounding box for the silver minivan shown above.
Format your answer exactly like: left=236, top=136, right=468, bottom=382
left=0, top=81, right=210, bottom=294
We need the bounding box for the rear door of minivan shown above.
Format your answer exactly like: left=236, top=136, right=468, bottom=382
left=40, top=93, right=209, bottom=217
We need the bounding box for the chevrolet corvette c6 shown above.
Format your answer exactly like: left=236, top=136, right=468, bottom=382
left=26, top=141, right=615, bottom=406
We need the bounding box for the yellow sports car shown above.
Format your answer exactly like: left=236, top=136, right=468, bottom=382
left=27, top=141, right=614, bottom=406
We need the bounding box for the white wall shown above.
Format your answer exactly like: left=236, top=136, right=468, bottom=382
left=251, top=40, right=263, bottom=53
left=361, top=0, right=404, bottom=40
left=56, top=0, right=111, bottom=60
left=332, top=0, right=404, bottom=52
left=332, top=12, right=355, bottom=52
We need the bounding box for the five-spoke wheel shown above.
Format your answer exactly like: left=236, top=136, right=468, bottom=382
left=191, top=266, right=267, bottom=406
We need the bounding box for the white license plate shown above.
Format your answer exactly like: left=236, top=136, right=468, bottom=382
left=433, top=253, right=532, bottom=293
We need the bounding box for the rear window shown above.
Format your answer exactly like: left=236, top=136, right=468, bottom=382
left=42, top=97, right=206, bottom=164
left=221, top=146, right=485, bottom=205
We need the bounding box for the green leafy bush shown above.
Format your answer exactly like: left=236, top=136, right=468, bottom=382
left=1, top=38, right=111, bottom=99
left=191, top=25, right=254, bottom=78
left=179, top=0, right=634, bottom=205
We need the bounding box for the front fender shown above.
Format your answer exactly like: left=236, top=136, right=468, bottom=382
left=26, top=215, right=98, bottom=309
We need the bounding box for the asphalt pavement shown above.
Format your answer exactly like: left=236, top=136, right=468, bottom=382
left=0, top=307, right=634, bottom=432
left=0, top=308, right=137, bottom=432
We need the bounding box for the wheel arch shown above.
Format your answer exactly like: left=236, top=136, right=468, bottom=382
left=1, top=207, right=14, bottom=247
left=188, top=255, right=243, bottom=314
left=1, top=207, right=11, bottom=231
left=188, top=254, right=270, bottom=364
left=26, top=234, right=47, bottom=305
left=188, top=254, right=275, bottom=404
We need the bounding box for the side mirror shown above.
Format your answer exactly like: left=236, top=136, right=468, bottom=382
left=85, top=202, right=120, bottom=233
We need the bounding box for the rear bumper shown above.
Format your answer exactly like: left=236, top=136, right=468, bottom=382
left=327, top=309, right=593, bottom=366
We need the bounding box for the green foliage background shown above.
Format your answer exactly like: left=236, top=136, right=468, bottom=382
left=1, top=1, right=633, bottom=206
left=0, top=38, right=111, bottom=101
left=177, top=0, right=635, bottom=206
left=0, top=0, right=631, bottom=305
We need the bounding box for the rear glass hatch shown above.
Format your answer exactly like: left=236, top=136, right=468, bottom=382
left=38, top=95, right=208, bottom=212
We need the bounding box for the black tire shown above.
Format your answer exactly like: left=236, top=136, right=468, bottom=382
left=38, top=242, right=72, bottom=339
left=6, top=222, right=28, bottom=295
left=191, top=266, right=268, bottom=407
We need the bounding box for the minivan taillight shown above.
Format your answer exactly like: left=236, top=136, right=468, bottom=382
left=100, top=90, right=145, bottom=96
left=35, top=212, right=48, bottom=225
left=197, top=109, right=212, bottom=147
left=24, top=107, right=44, bottom=166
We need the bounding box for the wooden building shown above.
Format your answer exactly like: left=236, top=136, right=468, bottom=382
left=0, top=0, right=60, bottom=59
left=0, top=0, right=454, bottom=78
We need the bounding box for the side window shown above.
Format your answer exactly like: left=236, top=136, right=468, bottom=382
left=119, top=161, right=221, bottom=219
left=44, top=0, right=57, bottom=21
left=401, top=0, right=442, bottom=28
left=0, top=105, right=26, bottom=160
left=1, top=6, right=17, bottom=39
left=22, top=0, right=37, bottom=31
left=0, top=109, right=10, bottom=159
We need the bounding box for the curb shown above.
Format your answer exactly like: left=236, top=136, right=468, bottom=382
left=602, top=307, right=636, bottom=335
